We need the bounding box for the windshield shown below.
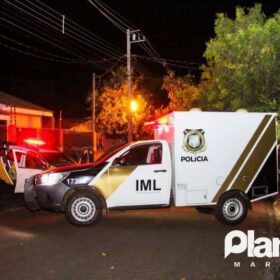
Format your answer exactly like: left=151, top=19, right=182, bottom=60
left=96, top=143, right=130, bottom=164
left=40, top=152, right=76, bottom=167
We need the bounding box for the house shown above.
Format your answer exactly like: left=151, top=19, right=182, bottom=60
left=0, top=91, right=54, bottom=144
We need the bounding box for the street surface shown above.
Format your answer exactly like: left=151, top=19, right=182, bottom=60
left=0, top=197, right=280, bottom=280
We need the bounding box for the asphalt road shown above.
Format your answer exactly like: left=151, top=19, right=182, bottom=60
left=0, top=198, right=280, bottom=280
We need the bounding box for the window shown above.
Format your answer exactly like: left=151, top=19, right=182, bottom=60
left=15, top=151, right=47, bottom=170
left=119, top=143, right=162, bottom=166
left=25, top=152, right=47, bottom=169
left=15, top=152, right=26, bottom=168
left=96, top=143, right=130, bottom=163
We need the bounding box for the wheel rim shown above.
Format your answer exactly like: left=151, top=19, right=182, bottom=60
left=71, top=197, right=96, bottom=222
left=222, top=198, right=243, bottom=221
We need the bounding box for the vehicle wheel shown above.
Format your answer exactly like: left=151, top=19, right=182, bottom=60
left=65, top=191, right=102, bottom=226
left=215, top=192, right=248, bottom=225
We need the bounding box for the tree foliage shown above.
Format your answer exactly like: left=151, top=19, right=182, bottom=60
left=95, top=67, right=151, bottom=139
left=202, top=4, right=280, bottom=113
left=162, top=71, right=202, bottom=111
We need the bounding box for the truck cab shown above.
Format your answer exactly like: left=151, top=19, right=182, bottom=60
left=24, top=140, right=172, bottom=224
left=100, top=140, right=172, bottom=208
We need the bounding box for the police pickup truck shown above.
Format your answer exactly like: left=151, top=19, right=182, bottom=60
left=24, top=112, right=278, bottom=226
left=0, top=144, right=75, bottom=195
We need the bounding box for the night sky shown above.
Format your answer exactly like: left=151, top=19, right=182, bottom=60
left=0, top=0, right=279, bottom=119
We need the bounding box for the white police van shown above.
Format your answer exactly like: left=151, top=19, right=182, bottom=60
left=24, top=112, right=278, bottom=226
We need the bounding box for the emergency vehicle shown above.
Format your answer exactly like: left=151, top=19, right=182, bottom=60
left=24, top=112, right=278, bottom=226
left=0, top=144, right=49, bottom=194
left=0, top=144, right=74, bottom=195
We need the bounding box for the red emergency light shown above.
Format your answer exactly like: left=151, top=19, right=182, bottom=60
left=144, top=120, right=156, bottom=126
left=24, top=138, right=46, bottom=146
left=144, top=115, right=174, bottom=128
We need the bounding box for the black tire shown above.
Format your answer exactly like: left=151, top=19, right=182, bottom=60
left=215, top=192, right=248, bottom=225
left=65, top=190, right=102, bottom=226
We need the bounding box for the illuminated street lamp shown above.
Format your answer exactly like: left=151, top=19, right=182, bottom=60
left=129, top=99, right=138, bottom=142
left=130, top=100, right=138, bottom=112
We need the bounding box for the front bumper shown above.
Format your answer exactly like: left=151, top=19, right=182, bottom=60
left=24, top=176, right=69, bottom=212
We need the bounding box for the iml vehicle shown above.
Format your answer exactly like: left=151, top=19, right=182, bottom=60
left=25, top=112, right=278, bottom=226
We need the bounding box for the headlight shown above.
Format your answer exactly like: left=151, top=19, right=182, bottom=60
left=35, top=172, right=69, bottom=186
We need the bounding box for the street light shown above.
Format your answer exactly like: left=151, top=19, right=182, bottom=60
left=130, top=100, right=138, bottom=112
left=129, top=100, right=138, bottom=142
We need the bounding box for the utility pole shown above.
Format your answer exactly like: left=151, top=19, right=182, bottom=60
left=59, top=110, right=63, bottom=151
left=126, top=29, right=145, bottom=142
left=92, top=73, right=96, bottom=161
left=127, top=29, right=132, bottom=142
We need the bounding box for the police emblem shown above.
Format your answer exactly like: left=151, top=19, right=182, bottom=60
left=182, top=129, right=206, bottom=154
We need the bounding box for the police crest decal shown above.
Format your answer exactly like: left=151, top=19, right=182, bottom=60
left=182, top=129, right=206, bottom=154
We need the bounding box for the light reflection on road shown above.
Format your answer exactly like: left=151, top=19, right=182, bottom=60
left=0, top=225, right=35, bottom=239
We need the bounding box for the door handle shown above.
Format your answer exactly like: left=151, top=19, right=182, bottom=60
left=154, top=169, right=167, bottom=173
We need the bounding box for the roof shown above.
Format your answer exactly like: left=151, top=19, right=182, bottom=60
left=0, top=91, right=52, bottom=112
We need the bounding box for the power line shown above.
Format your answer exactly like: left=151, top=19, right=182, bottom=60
left=135, top=54, right=199, bottom=66
left=1, top=8, right=93, bottom=61
left=0, top=16, right=84, bottom=60
left=133, top=55, right=202, bottom=70
left=0, top=34, right=122, bottom=66
left=1, top=1, right=130, bottom=71
left=0, top=41, right=75, bottom=63
left=88, top=0, right=166, bottom=68
left=142, top=40, right=165, bottom=65
left=33, top=0, right=121, bottom=53
left=95, top=0, right=137, bottom=30
left=1, top=34, right=77, bottom=62
left=88, top=0, right=127, bottom=33
left=1, top=0, right=202, bottom=75
left=3, top=0, right=122, bottom=59
left=0, top=15, right=113, bottom=71
left=25, top=0, right=123, bottom=57
left=99, top=55, right=126, bottom=78
left=2, top=10, right=114, bottom=67
left=131, top=56, right=146, bottom=76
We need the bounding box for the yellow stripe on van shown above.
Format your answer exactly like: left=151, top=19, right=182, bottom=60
left=229, top=117, right=276, bottom=193
left=91, top=166, right=136, bottom=199
left=212, top=115, right=272, bottom=202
